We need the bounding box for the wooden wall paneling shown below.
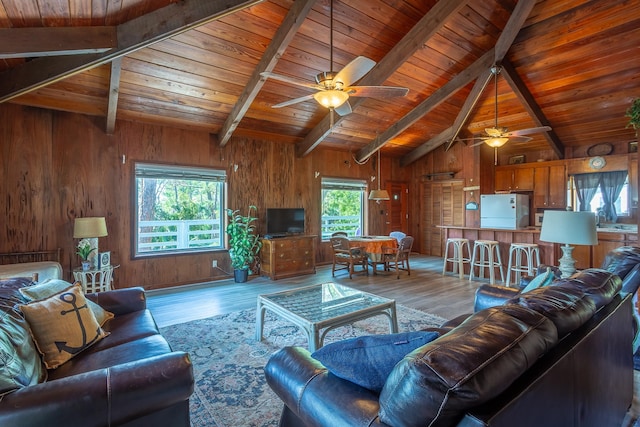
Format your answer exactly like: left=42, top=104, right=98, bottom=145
left=1, top=103, right=429, bottom=289
left=0, top=104, right=54, bottom=253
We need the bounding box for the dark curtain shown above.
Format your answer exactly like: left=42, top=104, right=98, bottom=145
left=599, top=171, right=627, bottom=222
left=573, top=173, right=601, bottom=211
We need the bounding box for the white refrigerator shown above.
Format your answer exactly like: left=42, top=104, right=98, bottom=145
left=480, top=194, right=530, bottom=229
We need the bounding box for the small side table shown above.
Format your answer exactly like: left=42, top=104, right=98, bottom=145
left=73, top=265, right=119, bottom=293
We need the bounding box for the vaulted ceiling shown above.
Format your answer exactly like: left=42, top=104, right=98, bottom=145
left=0, top=0, right=638, bottom=165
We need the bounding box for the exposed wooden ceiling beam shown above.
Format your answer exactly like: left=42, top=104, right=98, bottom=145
left=355, top=49, right=494, bottom=165
left=399, top=0, right=538, bottom=165
left=443, top=68, right=493, bottom=151
left=106, top=58, right=122, bottom=135
left=0, top=27, right=117, bottom=59
left=501, top=59, right=564, bottom=159
left=295, top=0, right=471, bottom=158
left=218, top=0, right=318, bottom=147
left=0, top=0, right=264, bottom=103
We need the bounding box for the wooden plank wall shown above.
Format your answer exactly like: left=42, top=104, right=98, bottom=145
left=0, top=103, right=415, bottom=290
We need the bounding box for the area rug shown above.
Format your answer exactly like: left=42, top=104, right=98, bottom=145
left=160, top=306, right=447, bottom=427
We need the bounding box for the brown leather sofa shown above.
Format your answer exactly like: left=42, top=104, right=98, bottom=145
left=0, top=277, right=194, bottom=427
left=265, top=267, right=634, bottom=427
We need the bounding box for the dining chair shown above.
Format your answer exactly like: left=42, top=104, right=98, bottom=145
left=382, top=236, right=414, bottom=279
left=389, top=231, right=406, bottom=243
left=329, top=236, right=368, bottom=279
left=331, top=231, right=348, bottom=237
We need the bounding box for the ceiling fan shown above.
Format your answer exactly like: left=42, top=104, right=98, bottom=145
left=260, top=0, right=408, bottom=118
left=467, top=65, right=551, bottom=148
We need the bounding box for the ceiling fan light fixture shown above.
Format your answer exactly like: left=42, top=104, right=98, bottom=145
left=313, top=90, right=349, bottom=109
left=485, top=137, right=509, bottom=148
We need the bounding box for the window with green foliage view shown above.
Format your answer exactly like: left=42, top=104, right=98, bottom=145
left=321, top=178, right=366, bottom=239
left=134, top=163, right=226, bottom=257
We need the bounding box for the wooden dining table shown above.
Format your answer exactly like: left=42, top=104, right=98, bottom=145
left=348, top=236, right=398, bottom=274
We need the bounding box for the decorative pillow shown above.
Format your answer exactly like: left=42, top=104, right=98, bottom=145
left=19, top=283, right=109, bottom=369
left=20, top=279, right=113, bottom=326
left=521, top=267, right=555, bottom=293
left=0, top=278, right=47, bottom=396
left=311, top=331, right=440, bottom=392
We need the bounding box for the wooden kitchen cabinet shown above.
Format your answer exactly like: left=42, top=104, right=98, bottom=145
left=495, top=166, right=534, bottom=191
left=533, top=165, right=567, bottom=209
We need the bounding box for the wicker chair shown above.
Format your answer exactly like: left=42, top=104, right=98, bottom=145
left=329, top=236, right=368, bottom=279
left=382, top=236, right=414, bottom=279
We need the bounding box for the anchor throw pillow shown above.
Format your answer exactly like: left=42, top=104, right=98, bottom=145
left=19, top=283, right=109, bottom=369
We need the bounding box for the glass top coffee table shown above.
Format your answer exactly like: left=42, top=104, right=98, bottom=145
left=256, top=282, right=398, bottom=351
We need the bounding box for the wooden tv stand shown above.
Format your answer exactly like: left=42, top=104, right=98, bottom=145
left=260, top=235, right=316, bottom=280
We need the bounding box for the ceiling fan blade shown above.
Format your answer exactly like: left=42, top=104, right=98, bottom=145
left=271, top=94, right=316, bottom=108
left=506, top=126, right=552, bottom=136
left=333, top=56, right=376, bottom=87
left=507, top=136, right=533, bottom=143
left=471, top=139, right=487, bottom=147
left=260, top=72, right=322, bottom=90
left=334, top=100, right=352, bottom=116
left=347, top=85, right=409, bottom=98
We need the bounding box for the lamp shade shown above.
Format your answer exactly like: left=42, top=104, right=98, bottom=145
left=485, top=137, right=509, bottom=148
left=73, top=217, right=108, bottom=238
left=369, top=189, right=390, bottom=201
left=539, top=210, right=597, bottom=245
left=313, top=90, right=349, bottom=109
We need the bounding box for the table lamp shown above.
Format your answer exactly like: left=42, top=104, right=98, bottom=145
left=539, top=210, right=597, bottom=278
left=73, top=217, right=108, bottom=269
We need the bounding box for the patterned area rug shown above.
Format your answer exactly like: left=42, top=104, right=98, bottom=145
left=160, top=306, right=447, bottom=427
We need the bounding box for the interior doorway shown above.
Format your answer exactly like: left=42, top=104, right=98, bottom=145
left=385, top=181, right=408, bottom=236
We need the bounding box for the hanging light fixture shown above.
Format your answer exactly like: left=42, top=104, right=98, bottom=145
left=313, top=89, right=349, bottom=109
left=369, top=151, right=390, bottom=202
left=485, top=136, right=509, bottom=148
left=484, top=66, right=509, bottom=149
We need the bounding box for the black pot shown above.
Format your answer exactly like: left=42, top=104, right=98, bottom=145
left=234, top=269, right=249, bottom=283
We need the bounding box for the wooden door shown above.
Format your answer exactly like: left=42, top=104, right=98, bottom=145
left=385, top=181, right=408, bottom=236
left=422, top=180, right=464, bottom=256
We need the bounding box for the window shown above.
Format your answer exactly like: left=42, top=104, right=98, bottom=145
left=571, top=171, right=629, bottom=218
left=321, top=178, right=366, bottom=239
left=134, top=163, right=226, bottom=257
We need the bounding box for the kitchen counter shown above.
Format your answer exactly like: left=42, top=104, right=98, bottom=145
left=440, top=225, right=637, bottom=270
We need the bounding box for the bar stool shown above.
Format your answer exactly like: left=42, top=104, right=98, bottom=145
left=506, top=243, right=541, bottom=287
left=442, top=238, right=470, bottom=279
left=469, top=240, right=504, bottom=285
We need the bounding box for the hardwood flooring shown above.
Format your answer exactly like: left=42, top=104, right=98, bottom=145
left=146, top=254, right=477, bottom=328
left=146, top=254, right=638, bottom=427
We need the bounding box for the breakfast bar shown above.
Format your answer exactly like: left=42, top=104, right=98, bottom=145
left=440, top=225, right=638, bottom=272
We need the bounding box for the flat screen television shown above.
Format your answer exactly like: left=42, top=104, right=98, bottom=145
left=266, top=208, right=305, bottom=236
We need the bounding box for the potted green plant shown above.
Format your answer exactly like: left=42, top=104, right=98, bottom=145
left=226, top=205, right=262, bottom=283
left=626, top=97, right=640, bottom=136
left=76, top=238, right=96, bottom=270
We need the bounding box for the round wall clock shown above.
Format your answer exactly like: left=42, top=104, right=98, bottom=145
left=589, top=156, right=606, bottom=170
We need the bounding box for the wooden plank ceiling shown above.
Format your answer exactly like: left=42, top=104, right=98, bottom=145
left=0, top=0, right=638, bottom=164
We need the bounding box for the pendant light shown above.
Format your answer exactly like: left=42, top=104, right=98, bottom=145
left=369, top=151, right=390, bottom=202
left=313, top=0, right=349, bottom=110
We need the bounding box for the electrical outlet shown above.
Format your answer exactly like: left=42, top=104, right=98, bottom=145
left=212, top=260, right=218, bottom=268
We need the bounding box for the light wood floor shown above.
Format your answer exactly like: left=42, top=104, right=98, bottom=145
left=146, top=254, right=478, bottom=328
